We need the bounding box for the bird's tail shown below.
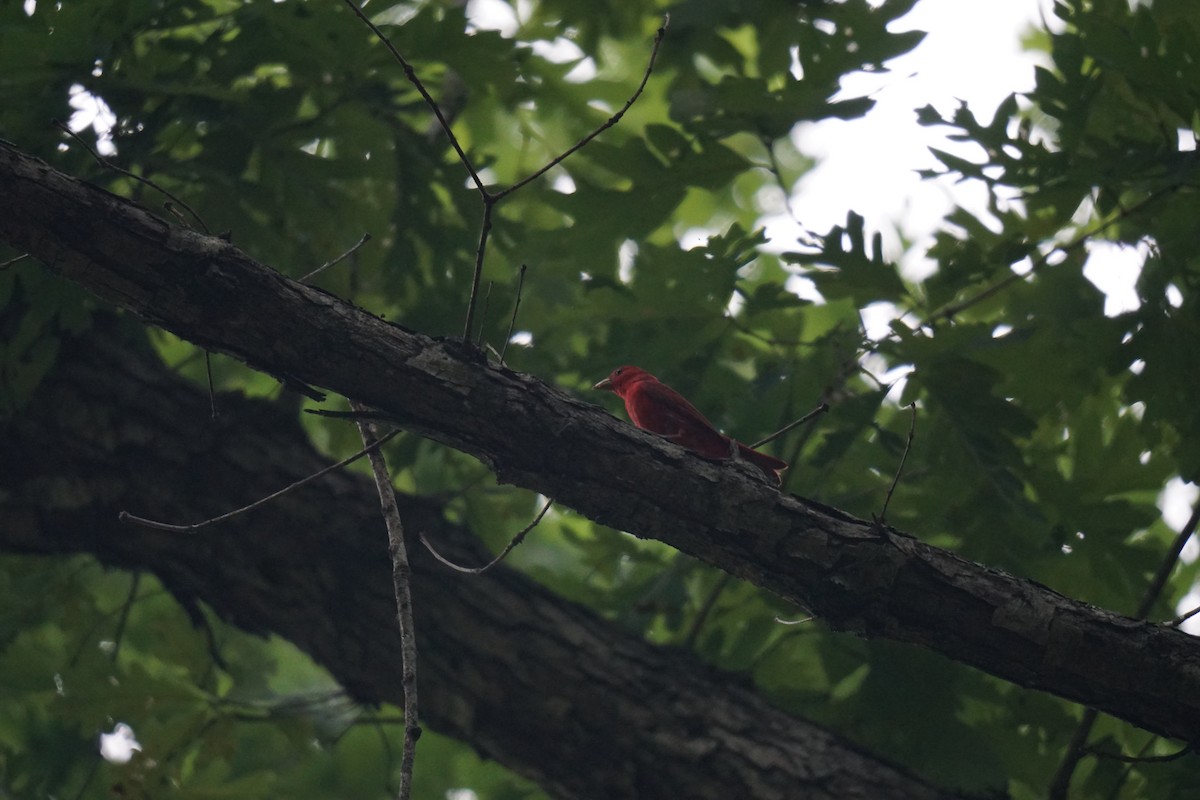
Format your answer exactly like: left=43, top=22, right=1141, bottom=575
left=736, top=442, right=787, bottom=485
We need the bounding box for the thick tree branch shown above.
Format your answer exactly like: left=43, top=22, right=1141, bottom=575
left=2, top=141, right=1199, bottom=744
left=0, top=318, right=959, bottom=800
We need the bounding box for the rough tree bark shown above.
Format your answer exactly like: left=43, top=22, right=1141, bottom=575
left=2, top=141, right=1198, bottom=745
left=0, top=316, right=961, bottom=800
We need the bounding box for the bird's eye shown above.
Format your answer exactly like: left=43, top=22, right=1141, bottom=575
left=615, top=367, right=624, bottom=375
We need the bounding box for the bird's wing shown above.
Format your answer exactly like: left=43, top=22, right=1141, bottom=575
left=628, top=380, right=732, bottom=459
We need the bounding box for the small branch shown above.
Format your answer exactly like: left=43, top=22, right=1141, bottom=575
left=751, top=402, right=829, bottom=449
left=1167, top=604, right=1200, bottom=628
left=419, top=498, right=554, bottom=575
left=681, top=572, right=732, bottom=650
left=878, top=402, right=917, bottom=524
left=462, top=206, right=496, bottom=340
left=339, top=0, right=484, bottom=194
left=343, top=4, right=665, bottom=346
left=498, top=263, right=528, bottom=365
left=54, top=119, right=210, bottom=234
left=108, top=572, right=142, bottom=664
left=204, top=351, right=219, bottom=420
left=1136, top=501, right=1200, bottom=619
left=774, top=614, right=815, bottom=626
left=492, top=14, right=670, bottom=203
left=352, top=401, right=420, bottom=800
left=301, top=232, right=372, bottom=283
left=1084, top=743, right=1192, bottom=765
left=1, top=253, right=30, bottom=270
left=474, top=280, right=494, bottom=346
left=120, top=429, right=399, bottom=533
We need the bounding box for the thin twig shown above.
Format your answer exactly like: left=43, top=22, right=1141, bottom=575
left=339, top=0, right=484, bottom=194
left=475, top=280, right=494, bottom=346
left=351, top=401, right=420, bottom=800
left=751, top=402, right=829, bottom=449
left=54, top=119, right=210, bottom=233
left=498, top=263, right=528, bottom=365
left=464, top=16, right=667, bottom=338
left=1084, top=743, right=1192, bottom=765
left=681, top=572, right=732, bottom=650
left=878, top=402, right=917, bottom=524
left=493, top=15, right=670, bottom=203
left=204, top=351, right=219, bottom=420
left=419, top=498, right=554, bottom=574
left=1, top=253, right=30, bottom=270
left=1048, top=499, right=1200, bottom=798
left=109, top=572, right=142, bottom=664
left=463, top=206, right=495, bottom=339
left=344, top=3, right=665, bottom=358
left=301, top=233, right=372, bottom=283
left=119, top=429, right=399, bottom=533
left=774, top=614, right=815, bottom=626
left=1167, top=603, right=1200, bottom=628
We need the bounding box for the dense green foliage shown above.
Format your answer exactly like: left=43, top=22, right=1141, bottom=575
left=2, top=0, right=1199, bottom=797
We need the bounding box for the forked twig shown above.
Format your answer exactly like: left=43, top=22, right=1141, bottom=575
left=420, top=498, right=554, bottom=574
left=340, top=1, right=667, bottom=344
left=491, top=15, right=670, bottom=204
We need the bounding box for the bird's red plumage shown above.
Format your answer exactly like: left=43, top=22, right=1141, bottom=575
left=594, top=366, right=787, bottom=484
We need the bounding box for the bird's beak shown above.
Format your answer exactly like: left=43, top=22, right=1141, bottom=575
left=593, top=377, right=614, bottom=392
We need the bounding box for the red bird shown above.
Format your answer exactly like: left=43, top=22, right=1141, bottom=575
left=593, top=365, right=787, bottom=484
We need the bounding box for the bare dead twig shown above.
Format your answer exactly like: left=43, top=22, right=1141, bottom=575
left=464, top=210, right=496, bottom=339
left=681, top=572, right=732, bottom=650
left=339, top=0, right=484, bottom=194
left=351, top=401, right=420, bottom=800
left=491, top=15, right=670, bottom=204
left=204, top=351, right=219, bottom=420
left=751, top=402, right=829, bottom=449
left=498, top=263, right=528, bottom=365
left=119, top=429, right=399, bottom=533
left=420, top=498, right=554, bottom=575
left=878, top=402, right=917, bottom=524
left=1167, top=604, right=1200, bottom=628
left=301, top=232, right=372, bottom=283
left=54, top=119, right=210, bottom=234
left=1084, top=744, right=1192, bottom=765
left=475, top=280, right=494, bottom=346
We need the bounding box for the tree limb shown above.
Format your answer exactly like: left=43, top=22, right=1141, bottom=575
left=0, top=317, right=961, bottom=800
left=2, top=141, right=1198, bottom=744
